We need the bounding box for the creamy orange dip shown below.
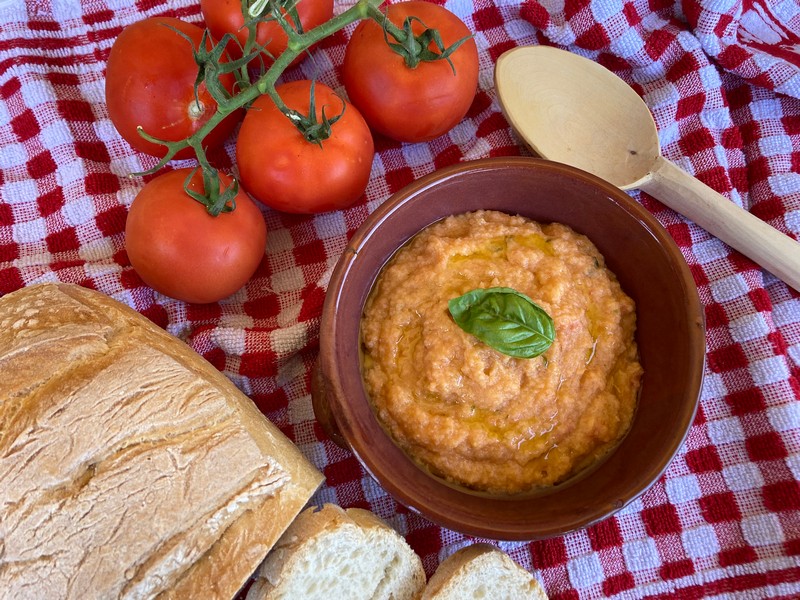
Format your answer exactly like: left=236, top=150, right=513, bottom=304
left=360, top=210, right=642, bottom=495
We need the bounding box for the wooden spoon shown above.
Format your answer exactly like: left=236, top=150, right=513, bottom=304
left=495, top=45, right=800, bottom=291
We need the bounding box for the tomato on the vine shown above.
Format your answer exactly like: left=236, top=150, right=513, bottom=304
left=201, top=0, right=334, bottom=65
left=105, top=17, right=241, bottom=160
left=342, top=1, right=479, bottom=143
left=125, top=168, right=267, bottom=304
left=236, top=80, right=374, bottom=214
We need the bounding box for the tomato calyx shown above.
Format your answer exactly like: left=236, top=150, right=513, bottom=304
left=376, top=11, right=473, bottom=73
left=280, top=81, right=344, bottom=146
left=183, top=166, right=239, bottom=216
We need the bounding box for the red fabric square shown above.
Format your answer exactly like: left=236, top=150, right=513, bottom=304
left=587, top=516, right=623, bottom=551
left=660, top=559, right=695, bottom=580
left=679, top=128, right=715, bottom=156
left=603, top=572, right=635, bottom=595
left=707, top=344, right=749, bottom=373
left=718, top=43, right=750, bottom=69
left=676, top=93, right=707, bottom=119
left=642, top=503, right=682, bottom=536
left=530, top=536, right=568, bottom=569
left=86, top=172, right=121, bottom=196
left=719, top=546, right=757, bottom=567
left=75, top=141, right=111, bottom=163
left=747, top=288, right=773, bottom=312
left=46, top=227, right=80, bottom=254
left=564, top=0, right=591, bottom=20
left=704, top=303, right=729, bottom=329
left=746, top=431, right=788, bottom=462
left=298, top=284, right=326, bottom=322
left=27, top=150, right=57, bottom=179
left=36, top=187, right=65, bottom=217
left=699, top=491, right=741, bottom=523
left=751, top=197, right=787, bottom=222
left=83, top=9, right=114, bottom=25
left=575, top=22, right=610, bottom=50
left=0, top=77, right=21, bottom=100
left=244, top=294, right=281, bottom=320
left=667, top=222, right=692, bottom=247
left=293, top=239, right=325, bottom=266
left=95, top=205, right=127, bottom=237
left=57, top=99, right=96, bottom=122
left=666, top=52, right=700, bottom=82
left=323, top=456, right=364, bottom=487
left=762, top=480, right=800, bottom=512
left=385, top=166, right=415, bottom=194
left=622, top=2, right=641, bottom=26
left=472, top=4, right=503, bottom=31
left=0, top=243, right=19, bottom=263
left=645, top=29, right=674, bottom=60
left=487, top=39, right=516, bottom=62
left=239, top=350, right=279, bottom=379
left=11, top=108, right=39, bottom=141
left=685, top=445, right=723, bottom=473
left=0, top=268, right=24, bottom=295
left=725, top=389, right=766, bottom=416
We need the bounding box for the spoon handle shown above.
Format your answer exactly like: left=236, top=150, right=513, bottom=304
left=642, top=156, right=800, bottom=291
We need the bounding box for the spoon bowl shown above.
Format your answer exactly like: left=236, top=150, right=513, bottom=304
left=495, top=45, right=800, bottom=291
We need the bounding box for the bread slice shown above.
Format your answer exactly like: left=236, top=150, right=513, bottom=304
left=0, top=283, right=324, bottom=599
left=422, top=543, right=548, bottom=599
left=246, top=503, right=426, bottom=600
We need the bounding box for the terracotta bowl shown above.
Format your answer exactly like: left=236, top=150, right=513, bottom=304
left=313, top=157, right=705, bottom=540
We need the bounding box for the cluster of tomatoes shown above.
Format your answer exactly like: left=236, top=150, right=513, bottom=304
left=105, top=0, right=479, bottom=303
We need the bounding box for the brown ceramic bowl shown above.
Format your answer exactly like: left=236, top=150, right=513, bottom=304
left=313, top=157, right=705, bottom=540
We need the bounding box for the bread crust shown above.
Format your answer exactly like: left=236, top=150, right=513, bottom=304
left=0, top=283, right=323, bottom=600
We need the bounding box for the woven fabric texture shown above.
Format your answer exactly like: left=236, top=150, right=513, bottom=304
left=0, top=0, right=798, bottom=597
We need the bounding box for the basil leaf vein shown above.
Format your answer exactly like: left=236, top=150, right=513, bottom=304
left=447, top=287, right=555, bottom=359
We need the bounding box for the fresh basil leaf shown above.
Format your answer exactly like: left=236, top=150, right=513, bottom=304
left=448, top=287, right=555, bottom=359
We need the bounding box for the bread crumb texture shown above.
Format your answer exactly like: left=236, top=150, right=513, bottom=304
left=247, top=504, right=426, bottom=600
left=0, top=284, right=291, bottom=599
left=421, top=543, right=548, bottom=600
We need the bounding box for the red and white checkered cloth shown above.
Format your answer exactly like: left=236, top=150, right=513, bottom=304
left=1, top=0, right=799, bottom=597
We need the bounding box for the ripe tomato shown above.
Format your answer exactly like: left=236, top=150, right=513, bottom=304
left=236, top=80, right=374, bottom=214
left=200, top=0, right=334, bottom=65
left=105, top=17, right=241, bottom=160
left=342, top=1, right=479, bottom=143
left=125, top=168, right=267, bottom=304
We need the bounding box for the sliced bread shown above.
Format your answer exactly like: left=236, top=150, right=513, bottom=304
left=247, top=503, right=426, bottom=600
left=422, top=543, right=548, bottom=600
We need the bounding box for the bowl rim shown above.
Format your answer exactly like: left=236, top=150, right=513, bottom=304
left=318, top=156, right=705, bottom=539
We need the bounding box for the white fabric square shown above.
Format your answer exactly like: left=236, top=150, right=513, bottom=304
left=707, top=416, right=746, bottom=446
left=610, top=27, right=645, bottom=58
left=666, top=474, right=703, bottom=504
left=623, top=538, right=661, bottom=571
left=567, top=552, right=604, bottom=587
left=758, top=134, right=794, bottom=157
left=742, top=513, right=785, bottom=546
left=729, top=312, right=770, bottom=343
left=681, top=525, right=720, bottom=558
left=769, top=172, right=800, bottom=195
left=402, top=143, right=434, bottom=168
left=749, top=356, right=790, bottom=386
left=702, top=372, right=728, bottom=401
left=0, top=142, right=27, bottom=169
left=12, top=216, right=47, bottom=244
left=710, top=273, right=749, bottom=303
left=723, top=462, right=764, bottom=491
left=288, top=394, right=315, bottom=425
left=591, top=0, right=624, bottom=22
left=767, top=402, right=800, bottom=433
left=693, top=237, right=729, bottom=265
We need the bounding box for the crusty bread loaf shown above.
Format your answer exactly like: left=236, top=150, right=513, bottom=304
left=422, top=543, right=547, bottom=599
left=246, top=503, right=426, bottom=600
left=0, top=283, right=324, bottom=599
